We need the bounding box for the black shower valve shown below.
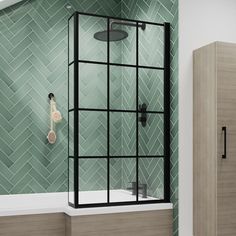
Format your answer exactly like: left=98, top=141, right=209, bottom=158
left=139, top=103, right=147, bottom=111
left=139, top=103, right=147, bottom=127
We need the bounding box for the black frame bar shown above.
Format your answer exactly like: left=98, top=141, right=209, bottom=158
left=69, top=108, right=164, bottom=114
left=135, top=22, right=139, bottom=202
left=164, top=23, right=171, bottom=202
left=74, top=12, right=79, bottom=207
left=68, top=11, right=171, bottom=208
left=69, top=60, right=165, bottom=71
left=69, top=155, right=165, bottom=159
left=70, top=11, right=164, bottom=26
left=107, top=18, right=110, bottom=203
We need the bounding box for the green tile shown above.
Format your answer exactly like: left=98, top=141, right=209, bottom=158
left=0, top=150, right=14, bottom=168
left=47, top=173, right=67, bottom=192
left=0, top=137, right=13, bottom=156
left=28, top=179, right=47, bottom=193
left=10, top=163, right=32, bottom=185
left=29, top=22, right=50, bottom=44
left=0, top=172, right=14, bottom=192
left=9, top=14, right=32, bottom=35
left=11, top=128, right=31, bottom=150
left=9, top=139, right=31, bottom=162
left=0, top=102, right=13, bottom=120
left=10, top=151, right=32, bottom=173
left=29, top=168, right=50, bottom=189
left=11, top=174, right=33, bottom=193
left=0, top=113, right=14, bottom=132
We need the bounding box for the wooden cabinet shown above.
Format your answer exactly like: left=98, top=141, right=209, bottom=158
left=193, top=42, right=236, bottom=236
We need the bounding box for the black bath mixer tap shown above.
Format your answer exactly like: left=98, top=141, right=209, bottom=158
left=126, top=181, right=147, bottom=198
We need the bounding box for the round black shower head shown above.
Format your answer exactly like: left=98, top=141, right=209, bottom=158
left=94, top=29, right=128, bottom=42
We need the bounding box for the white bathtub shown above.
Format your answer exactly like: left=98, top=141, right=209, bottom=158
left=70, top=189, right=159, bottom=204
left=0, top=191, right=172, bottom=217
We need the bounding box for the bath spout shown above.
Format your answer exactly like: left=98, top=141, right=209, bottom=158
left=126, top=182, right=147, bottom=198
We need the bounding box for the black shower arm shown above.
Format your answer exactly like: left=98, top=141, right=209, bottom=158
left=110, top=20, right=146, bottom=30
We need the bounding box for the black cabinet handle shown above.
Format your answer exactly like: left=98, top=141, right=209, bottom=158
left=222, top=126, right=226, bottom=159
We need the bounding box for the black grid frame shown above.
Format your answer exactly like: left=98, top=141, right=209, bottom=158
left=68, top=11, right=170, bottom=208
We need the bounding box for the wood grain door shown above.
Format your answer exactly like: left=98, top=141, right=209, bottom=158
left=217, top=42, right=236, bottom=235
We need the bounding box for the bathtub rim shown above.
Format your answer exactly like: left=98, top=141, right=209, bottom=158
left=0, top=192, right=173, bottom=217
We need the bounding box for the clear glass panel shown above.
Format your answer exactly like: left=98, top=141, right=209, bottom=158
left=121, top=24, right=136, bottom=65
left=69, top=64, right=74, bottom=110
left=79, top=158, right=107, bottom=204
left=139, top=158, right=164, bottom=200
left=110, top=39, right=122, bottom=64
left=110, top=158, right=136, bottom=202
left=79, top=15, right=107, bottom=62
left=110, top=112, right=136, bottom=156
left=79, top=111, right=107, bottom=156
left=110, top=22, right=136, bottom=65
left=110, top=66, right=136, bottom=110
left=139, top=24, right=164, bottom=67
left=68, top=158, right=74, bottom=204
left=139, top=114, right=164, bottom=156
left=69, top=111, right=74, bottom=157
left=139, top=68, right=164, bottom=112
left=69, top=16, right=74, bottom=63
left=79, top=63, right=107, bottom=109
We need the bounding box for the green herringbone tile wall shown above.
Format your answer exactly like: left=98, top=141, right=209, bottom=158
left=0, top=0, right=121, bottom=194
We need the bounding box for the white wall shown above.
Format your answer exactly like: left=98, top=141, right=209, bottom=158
left=0, top=0, right=23, bottom=10
left=179, top=0, right=236, bottom=235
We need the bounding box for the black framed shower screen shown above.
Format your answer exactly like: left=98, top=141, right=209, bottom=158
left=68, top=11, right=170, bottom=208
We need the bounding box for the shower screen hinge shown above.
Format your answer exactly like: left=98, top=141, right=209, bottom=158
left=139, top=103, right=147, bottom=127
